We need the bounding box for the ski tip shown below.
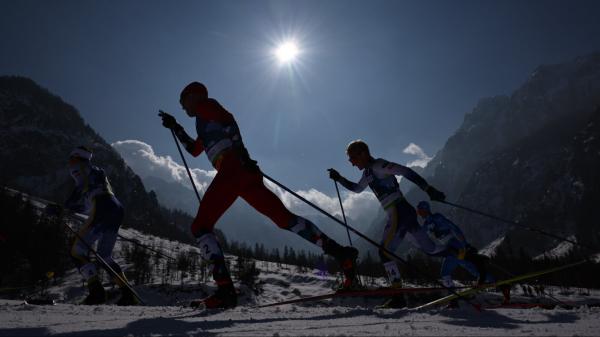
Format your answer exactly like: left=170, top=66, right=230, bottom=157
left=24, top=299, right=57, bottom=306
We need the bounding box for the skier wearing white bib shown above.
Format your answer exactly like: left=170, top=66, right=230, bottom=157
left=329, top=139, right=446, bottom=307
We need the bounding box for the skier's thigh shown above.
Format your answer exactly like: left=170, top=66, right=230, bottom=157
left=240, top=176, right=294, bottom=228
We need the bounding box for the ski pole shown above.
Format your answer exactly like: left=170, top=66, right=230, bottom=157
left=262, top=172, right=481, bottom=310
left=159, top=110, right=201, bottom=202
left=333, top=180, right=353, bottom=247
left=63, top=222, right=145, bottom=305
left=488, top=261, right=573, bottom=308
left=439, top=200, right=595, bottom=252
left=0, top=285, right=36, bottom=292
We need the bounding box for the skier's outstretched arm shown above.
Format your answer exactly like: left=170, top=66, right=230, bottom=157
left=328, top=168, right=369, bottom=193
left=159, top=111, right=205, bottom=157
left=378, top=161, right=446, bottom=201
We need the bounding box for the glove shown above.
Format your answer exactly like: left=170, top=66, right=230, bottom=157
left=158, top=110, right=180, bottom=130
left=425, top=185, right=446, bottom=201
left=45, top=203, right=63, bottom=216
left=327, top=168, right=341, bottom=181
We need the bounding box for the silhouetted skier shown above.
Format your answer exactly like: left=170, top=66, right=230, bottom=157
left=159, top=82, right=359, bottom=309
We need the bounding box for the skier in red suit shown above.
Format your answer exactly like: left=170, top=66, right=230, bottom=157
left=159, top=82, right=359, bottom=309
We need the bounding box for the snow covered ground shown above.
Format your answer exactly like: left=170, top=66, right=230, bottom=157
left=2, top=193, right=600, bottom=336
left=2, top=298, right=600, bottom=336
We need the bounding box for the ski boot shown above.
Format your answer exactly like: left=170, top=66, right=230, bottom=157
left=334, top=246, right=361, bottom=291
left=113, top=272, right=139, bottom=306
left=498, top=284, right=511, bottom=305
left=193, top=284, right=238, bottom=309
left=82, top=277, right=106, bottom=305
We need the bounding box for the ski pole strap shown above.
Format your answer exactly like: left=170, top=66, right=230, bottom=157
left=439, top=200, right=595, bottom=253
left=333, top=180, right=352, bottom=247
left=262, top=173, right=480, bottom=310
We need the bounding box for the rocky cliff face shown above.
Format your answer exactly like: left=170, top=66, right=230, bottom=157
left=408, top=53, right=600, bottom=255
left=0, top=76, right=193, bottom=243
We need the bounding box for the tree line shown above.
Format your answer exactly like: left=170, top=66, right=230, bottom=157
left=1, top=185, right=597, bottom=301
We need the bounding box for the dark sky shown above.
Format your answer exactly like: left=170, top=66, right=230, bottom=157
left=2, top=0, right=600, bottom=194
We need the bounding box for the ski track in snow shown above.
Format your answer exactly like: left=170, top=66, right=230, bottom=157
left=1, top=299, right=600, bottom=336
left=3, top=193, right=600, bottom=336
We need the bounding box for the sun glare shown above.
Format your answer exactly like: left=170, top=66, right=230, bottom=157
left=275, top=41, right=299, bottom=64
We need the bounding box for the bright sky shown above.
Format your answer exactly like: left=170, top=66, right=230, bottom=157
left=2, top=0, right=600, bottom=195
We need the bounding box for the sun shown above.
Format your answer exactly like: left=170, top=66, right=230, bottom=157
left=274, top=41, right=299, bottom=64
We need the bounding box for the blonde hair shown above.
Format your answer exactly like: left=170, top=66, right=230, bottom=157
left=346, top=139, right=370, bottom=155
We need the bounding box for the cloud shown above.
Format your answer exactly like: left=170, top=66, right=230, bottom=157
left=111, top=140, right=216, bottom=193
left=264, top=181, right=380, bottom=228
left=403, top=142, right=433, bottom=168
left=112, top=139, right=381, bottom=227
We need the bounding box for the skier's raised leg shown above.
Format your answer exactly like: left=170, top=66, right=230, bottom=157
left=240, top=175, right=359, bottom=290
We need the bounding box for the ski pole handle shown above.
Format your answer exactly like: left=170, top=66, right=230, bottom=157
left=333, top=180, right=352, bottom=247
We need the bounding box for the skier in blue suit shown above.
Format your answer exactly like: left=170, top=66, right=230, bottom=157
left=417, top=200, right=496, bottom=307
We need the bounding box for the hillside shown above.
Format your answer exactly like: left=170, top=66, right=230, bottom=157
left=0, top=76, right=193, bottom=243
left=403, top=53, right=600, bottom=255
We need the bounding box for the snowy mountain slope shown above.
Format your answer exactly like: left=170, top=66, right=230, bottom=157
left=533, top=236, right=577, bottom=261
left=2, top=191, right=600, bottom=336
left=479, top=236, right=505, bottom=258
left=0, top=76, right=193, bottom=243
left=4, top=222, right=600, bottom=337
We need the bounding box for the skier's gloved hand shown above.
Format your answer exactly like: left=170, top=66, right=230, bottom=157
left=158, top=111, right=180, bottom=130
left=328, top=168, right=341, bottom=181
left=45, top=203, right=63, bottom=216
left=425, top=185, right=446, bottom=201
